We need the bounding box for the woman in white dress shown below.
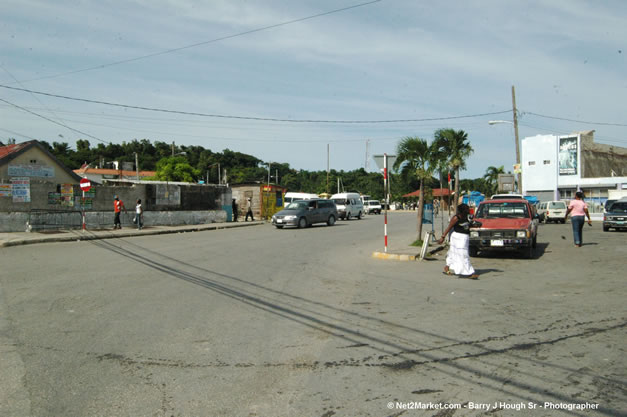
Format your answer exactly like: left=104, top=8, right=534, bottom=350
left=437, top=203, right=478, bottom=279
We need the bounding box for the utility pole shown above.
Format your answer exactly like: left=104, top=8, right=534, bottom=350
left=134, top=152, right=139, bottom=181
left=512, top=85, right=522, bottom=193
left=326, top=144, right=330, bottom=195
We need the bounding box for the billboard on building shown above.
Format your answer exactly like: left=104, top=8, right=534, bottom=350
left=559, top=136, right=578, bottom=175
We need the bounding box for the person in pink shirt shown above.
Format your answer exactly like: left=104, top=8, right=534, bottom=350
left=565, top=191, right=592, bottom=247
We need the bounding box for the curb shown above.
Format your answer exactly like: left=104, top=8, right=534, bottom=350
left=0, top=221, right=265, bottom=248
left=371, top=245, right=445, bottom=262
left=371, top=251, right=418, bottom=261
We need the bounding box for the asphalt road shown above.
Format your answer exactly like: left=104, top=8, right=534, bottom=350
left=1, top=213, right=625, bottom=417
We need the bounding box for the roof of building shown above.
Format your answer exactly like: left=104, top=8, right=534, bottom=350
left=0, top=140, right=82, bottom=182
left=0, top=142, right=32, bottom=160
left=73, top=167, right=156, bottom=177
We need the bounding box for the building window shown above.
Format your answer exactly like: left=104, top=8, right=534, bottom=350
left=528, top=161, right=536, bottom=166
left=30, top=159, right=37, bottom=164
left=543, top=160, right=551, bottom=165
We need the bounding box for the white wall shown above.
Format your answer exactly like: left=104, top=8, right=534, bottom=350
left=521, top=134, right=558, bottom=196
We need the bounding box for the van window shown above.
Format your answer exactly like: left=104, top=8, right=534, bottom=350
left=549, top=202, right=566, bottom=209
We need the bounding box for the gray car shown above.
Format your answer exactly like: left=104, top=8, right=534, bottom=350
left=272, top=199, right=338, bottom=229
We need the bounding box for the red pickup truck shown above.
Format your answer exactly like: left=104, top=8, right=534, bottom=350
left=469, top=199, right=539, bottom=258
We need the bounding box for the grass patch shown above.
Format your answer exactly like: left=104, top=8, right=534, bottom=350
left=410, top=239, right=424, bottom=247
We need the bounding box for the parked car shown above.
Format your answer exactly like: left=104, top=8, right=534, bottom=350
left=603, top=200, right=627, bottom=231
left=469, top=199, right=539, bottom=258
left=331, top=192, right=364, bottom=220
left=364, top=200, right=382, bottom=214
left=271, top=199, right=338, bottom=229
left=537, top=201, right=567, bottom=223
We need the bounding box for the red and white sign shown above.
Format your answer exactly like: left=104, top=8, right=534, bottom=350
left=79, top=178, right=91, bottom=191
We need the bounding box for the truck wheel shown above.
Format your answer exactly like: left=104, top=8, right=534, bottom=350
left=357, top=211, right=362, bottom=220
left=603, top=225, right=609, bottom=232
left=532, top=236, right=537, bottom=249
left=346, top=212, right=351, bottom=220
left=298, top=217, right=307, bottom=228
left=327, top=215, right=336, bottom=226
left=275, top=225, right=284, bottom=229
left=469, top=246, right=478, bottom=257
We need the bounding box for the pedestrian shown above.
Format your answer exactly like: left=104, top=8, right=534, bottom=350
left=135, top=199, right=144, bottom=230
left=113, top=195, right=126, bottom=229
left=245, top=197, right=254, bottom=221
left=232, top=198, right=238, bottom=222
left=437, top=203, right=478, bottom=279
left=565, top=191, right=592, bottom=247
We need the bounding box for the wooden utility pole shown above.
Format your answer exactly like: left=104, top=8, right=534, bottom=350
left=512, top=86, right=522, bottom=193
left=326, top=144, right=330, bottom=195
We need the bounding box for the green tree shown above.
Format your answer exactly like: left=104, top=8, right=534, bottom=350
left=483, top=165, right=505, bottom=196
left=394, top=136, right=437, bottom=241
left=154, top=156, right=200, bottom=182
left=434, top=129, right=474, bottom=213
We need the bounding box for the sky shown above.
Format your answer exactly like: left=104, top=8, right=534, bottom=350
left=1, top=0, right=626, bottom=179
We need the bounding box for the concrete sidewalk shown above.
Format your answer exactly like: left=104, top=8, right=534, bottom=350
left=0, top=220, right=265, bottom=248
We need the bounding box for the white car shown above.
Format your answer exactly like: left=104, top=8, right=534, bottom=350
left=537, top=201, right=567, bottom=223
left=364, top=200, right=382, bottom=214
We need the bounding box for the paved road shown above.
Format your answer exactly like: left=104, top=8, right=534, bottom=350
left=1, top=213, right=625, bottom=416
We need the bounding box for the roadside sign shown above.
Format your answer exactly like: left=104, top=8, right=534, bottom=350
left=79, top=178, right=91, bottom=192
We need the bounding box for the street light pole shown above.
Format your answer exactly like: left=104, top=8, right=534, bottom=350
left=511, top=85, right=522, bottom=193
left=488, top=85, right=523, bottom=193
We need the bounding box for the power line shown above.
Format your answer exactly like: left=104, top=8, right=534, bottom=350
left=14, top=0, right=383, bottom=84
left=0, top=97, right=110, bottom=144
left=524, top=111, right=627, bottom=127
left=0, top=84, right=512, bottom=123
left=0, top=128, right=40, bottom=142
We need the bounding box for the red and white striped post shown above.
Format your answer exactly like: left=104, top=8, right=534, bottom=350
left=383, top=153, right=388, bottom=253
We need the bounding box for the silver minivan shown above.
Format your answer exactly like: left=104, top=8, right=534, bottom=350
left=271, top=199, right=338, bottom=228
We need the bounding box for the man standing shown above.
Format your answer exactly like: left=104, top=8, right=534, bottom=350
left=245, top=197, right=254, bottom=221
left=232, top=198, right=238, bottom=222
left=113, top=195, right=126, bottom=229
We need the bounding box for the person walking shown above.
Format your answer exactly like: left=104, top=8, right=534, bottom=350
left=113, top=195, right=126, bottom=229
left=135, top=199, right=144, bottom=230
left=565, top=191, right=592, bottom=247
left=437, top=203, right=478, bottom=279
left=245, top=197, right=254, bottom=221
left=232, top=198, right=239, bottom=222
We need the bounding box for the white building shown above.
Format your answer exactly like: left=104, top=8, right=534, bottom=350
left=521, top=130, right=627, bottom=212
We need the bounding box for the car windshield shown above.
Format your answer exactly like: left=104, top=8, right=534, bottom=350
left=609, top=202, right=627, bottom=213
left=549, top=202, right=566, bottom=209
left=286, top=201, right=307, bottom=210
left=476, top=202, right=529, bottom=218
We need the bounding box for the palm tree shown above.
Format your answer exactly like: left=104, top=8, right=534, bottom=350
left=434, top=129, right=474, bottom=213
left=394, top=136, right=437, bottom=241
left=483, top=165, right=505, bottom=196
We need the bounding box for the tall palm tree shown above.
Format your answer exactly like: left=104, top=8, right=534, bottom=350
left=394, top=136, right=436, bottom=241
left=483, top=165, right=505, bottom=196
left=434, top=129, right=474, bottom=213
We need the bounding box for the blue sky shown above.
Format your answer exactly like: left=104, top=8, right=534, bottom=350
left=1, top=0, right=626, bottom=179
